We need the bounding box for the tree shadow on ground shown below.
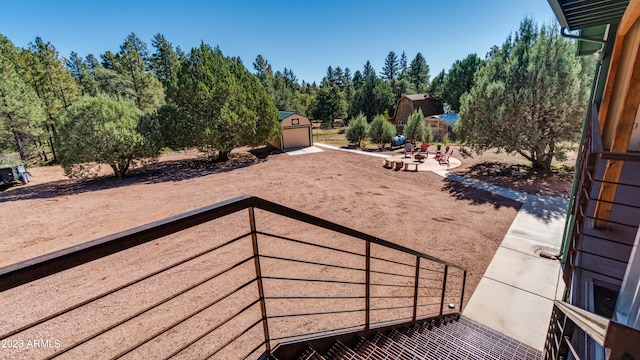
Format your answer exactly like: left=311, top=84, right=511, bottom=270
left=441, top=178, right=523, bottom=211
left=442, top=163, right=570, bottom=224
left=452, top=162, right=573, bottom=198
left=0, top=150, right=269, bottom=203
left=521, top=194, right=569, bottom=224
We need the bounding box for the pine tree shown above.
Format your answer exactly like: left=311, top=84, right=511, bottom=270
left=382, top=51, right=399, bottom=81
left=363, top=60, right=375, bottom=79
left=112, top=33, right=165, bottom=113
left=352, top=70, right=364, bottom=90
left=66, top=51, right=98, bottom=96
left=311, top=84, right=346, bottom=128
left=150, top=33, right=181, bottom=89
left=349, top=76, right=394, bottom=121
left=253, top=54, right=275, bottom=101
left=21, top=37, right=81, bottom=161
left=409, top=53, right=430, bottom=93
left=439, top=54, right=482, bottom=111
left=399, top=51, right=408, bottom=78
left=0, top=56, right=46, bottom=162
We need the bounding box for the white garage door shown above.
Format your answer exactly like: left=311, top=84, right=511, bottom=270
left=283, top=127, right=311, bottom=149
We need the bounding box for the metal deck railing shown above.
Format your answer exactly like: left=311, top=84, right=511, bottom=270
left=0, top=196, right=466, bottom=359
left=562, top=103, right=640, bottom=287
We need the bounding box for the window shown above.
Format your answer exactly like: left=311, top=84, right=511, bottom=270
left=593, top=281, right=620, bottom=319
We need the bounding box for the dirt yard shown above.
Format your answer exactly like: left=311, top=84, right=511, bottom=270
left=0, top=146, right=572, bottom=359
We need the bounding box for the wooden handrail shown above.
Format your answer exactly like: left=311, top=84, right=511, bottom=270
left=551, top=300, right=640, bottom=360
left=554, top=300, right=608, bottom=346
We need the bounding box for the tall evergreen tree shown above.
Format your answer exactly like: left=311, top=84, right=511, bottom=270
left=21, top=37, right=81, bottom=161
left=100, top=50, right=117, bottom=69
left=439, top=54, right=482, bottom=111
left=429, top=70, right=446, bottom=101
left=349, top=75, right=394, bottom=121
left=399, top=51, right=408, bottom=78
left=253, top=54, right=275, bottom=101
left=352, top=70, right=364, bottom=90
left=150, top=33, right=181, bottom=88
left=311, top=84, right=346, bottom=128
left=226, top=56, right=280, bottom=147
left=0, top=56, right=46, bottom=162
left=65, top=51, right=98, bottom=96
left=112, top=33, right=165, bottom=113
left=344, top=67, right=352, bottom=84
left=363, top=60, right=375, bottom=79
left=325, top=65, right=335, bottom=84
left=408, top=52, right=430, bottom=93
left=334, top=66, right=345, bottom=90
left=382, top=51, right=399, bottom=81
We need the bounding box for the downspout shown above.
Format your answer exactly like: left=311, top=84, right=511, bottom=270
left=553, top=28, right=608, bottom=263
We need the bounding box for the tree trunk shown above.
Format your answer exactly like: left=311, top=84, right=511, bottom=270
left=111, top=158, right=131, bottom=178
left=11, top=128, right=26, bottom=163
left=110, top=164, right=122, bottom=178
left=217, top=150, right=230, bottom=162
left=48, top=124, right=57, bottom=162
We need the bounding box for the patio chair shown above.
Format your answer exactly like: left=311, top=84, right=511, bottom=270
left=403, top=142, right=414, bottom=158
left=438, top=147, right=453, bottom=165
left=419, top=143, right=429, bottom=157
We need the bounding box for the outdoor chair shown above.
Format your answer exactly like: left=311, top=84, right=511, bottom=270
left=419, top=143, right=429, bottom=157
left=403, top=143, right=414, bottom=158
left=438, top=148, right=453, bottom=165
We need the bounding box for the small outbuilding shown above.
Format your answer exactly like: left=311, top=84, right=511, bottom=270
left=268, top=111, right=313, bottom=150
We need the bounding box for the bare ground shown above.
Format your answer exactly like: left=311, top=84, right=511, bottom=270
left=0, top=147, right=572, bottom=359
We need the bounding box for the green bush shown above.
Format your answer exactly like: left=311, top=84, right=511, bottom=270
left=345, top=113, right=369, bottom=148
left=368, top=114, right=396, bottom=149
left=57, top=95, right=161, bottom=178
left=404, top=109, right=426, bottom=144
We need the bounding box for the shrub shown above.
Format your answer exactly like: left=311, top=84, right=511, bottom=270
left=57, top=95, right=161, bottom=178
left=368, top=114, right=396, bottom=149
left=345, top=113, right=369, bottom=148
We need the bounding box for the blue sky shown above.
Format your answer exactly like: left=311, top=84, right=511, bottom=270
left=1, top=1, right=556, bottom=84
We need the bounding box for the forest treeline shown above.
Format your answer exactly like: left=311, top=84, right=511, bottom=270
left=0, top=31, right=479, bottom=175
left=1, top=17, right=589, bottom=176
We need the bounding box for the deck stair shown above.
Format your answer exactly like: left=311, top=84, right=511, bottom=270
left=275, top=315, right=541, bottom=360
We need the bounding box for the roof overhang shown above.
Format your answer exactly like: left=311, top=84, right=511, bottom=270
left=548, top=0, right=630, bottom=55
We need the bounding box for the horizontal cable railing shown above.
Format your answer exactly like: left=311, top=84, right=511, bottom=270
left=0, top=195, right=466, bottom=359
left=563, top=103, right=640, bottom=288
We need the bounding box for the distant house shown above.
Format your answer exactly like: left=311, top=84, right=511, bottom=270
left=426, top=113, right=459, bottom=141
left=268, top=112, right=313, bottom=150
left=389, top=94, right=444, bottom=134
